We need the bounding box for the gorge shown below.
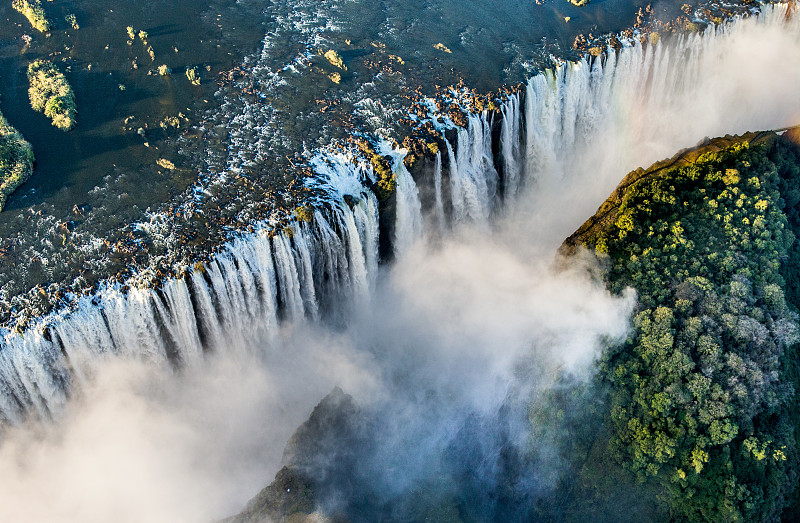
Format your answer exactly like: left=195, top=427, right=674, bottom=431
left=1, top=2, right=800, bottom=521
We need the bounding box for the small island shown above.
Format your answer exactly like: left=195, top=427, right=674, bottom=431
left=11, top=0, right=50, bottom=32
left=27, top=59, right=77, bottom=131
left=0, top=112, right=34, bottom=212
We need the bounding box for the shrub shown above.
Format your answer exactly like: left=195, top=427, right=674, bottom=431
left=323, top=50, right=346, bottom=70
left=0, top=112, right=34, bottom=211
left=185, top=67, right=200, bottom=85
left=27, top=60, right=76, bottom=131
left=65, top=13, right=78, bottom=30
left=12, top=0, right=50, bottom=32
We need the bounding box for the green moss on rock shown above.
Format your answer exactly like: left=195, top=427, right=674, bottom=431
left=293, top=205, right=315, bottom=222
left=356, top=138, right=396, bottom=200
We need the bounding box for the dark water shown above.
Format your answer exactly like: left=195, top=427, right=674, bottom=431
left=0, top=0, right=652, bottom=211
left=0, top=0, right=265, bottom=213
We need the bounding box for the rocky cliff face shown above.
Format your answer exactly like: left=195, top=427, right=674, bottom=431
left=224, top=385, right=537, bottom=522
left=223, top=388, right=362, bottom=523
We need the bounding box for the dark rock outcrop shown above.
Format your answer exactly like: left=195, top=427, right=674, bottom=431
left=223, top=388, right=364, bottom=523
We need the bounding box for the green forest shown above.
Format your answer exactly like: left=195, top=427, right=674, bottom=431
left=560, top=130, right=800, bottom=522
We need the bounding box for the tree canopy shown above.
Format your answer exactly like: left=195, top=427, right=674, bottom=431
left=570, top=133, right=800, bottom=521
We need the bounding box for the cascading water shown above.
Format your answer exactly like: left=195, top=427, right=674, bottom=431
left=500, top=92, right=523, bottom=199
left=387, top=148, right=424, bottom=258
left=354, top=196, right=380, bottom=292
left=1, top=3, right=799, bottom=428
left=0, top=158, right=381, bottom=424
left=448, top=112, right=499, bottom=225
left=432, top=150, right=446, bottom=232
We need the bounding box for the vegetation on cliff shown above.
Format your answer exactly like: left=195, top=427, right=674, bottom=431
left=27, top=60, right=77, bottom=131
left=0, top=112, right=34, bottom=212
left=565, top=130, right=800, bottom=521
left=355, top=139, right=396, bottom=200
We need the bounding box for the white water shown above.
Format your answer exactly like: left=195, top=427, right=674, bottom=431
left=501, top=92, right=523, bottom=199
left=388, top=148, right=424, bottom=258
left=0, top=185, right=380, bottom=424
left=432, top=150, right=445, bottom=232
left=1, top=1, right=800, bottom=438
left=448, top=112, right=499, bottom=225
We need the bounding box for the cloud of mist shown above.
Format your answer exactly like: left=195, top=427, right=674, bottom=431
left=324, top=233, right=635, bottom=516
left=0, top=228, right=634, bottom=522
left=2, top=6, right=800, bottom=523
left=0, top=329, right=380, bottom=523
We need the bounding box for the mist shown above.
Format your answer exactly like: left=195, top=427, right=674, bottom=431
left=1, top=5, right=800, bottom=522
left=0, top=327, right=381, bottom=522
left=0, top=224, right=634, bottom=522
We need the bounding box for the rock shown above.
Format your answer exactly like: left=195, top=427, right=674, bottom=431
left=323, top=50, right=346, bottom=70
left=223, top=388, right=364, bottom=523
left=433, top=42, right=452, bottom=53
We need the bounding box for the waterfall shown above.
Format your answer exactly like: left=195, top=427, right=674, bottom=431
left=432, top=151, right=445, bottom=232
left=311, top=209, right=351, bottom=304
left=521, top=4, right=800, bottom=201
left=1, top=3, right=799, bottom=426
left=309, top=151, right=381, bottom=297
left=0, top=329, right=67, bottom=424
left=447, top=112, right=499, bottom=225
left=292, top=227, right=320, bottom=320
left=392, top=156, right=424, bottom=257
left=339, top=208, right=370, bottom=303
left=271, top=228, right=310, bottom=321
left=354, top=196, right=380, bottom=291
left=156, top=278, right=204, bottom=365
left=0, top=153, right=381, bottom=425
left=191, top=269, right=225, bottom=350
left=500, top=93, right=522, bottom=199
